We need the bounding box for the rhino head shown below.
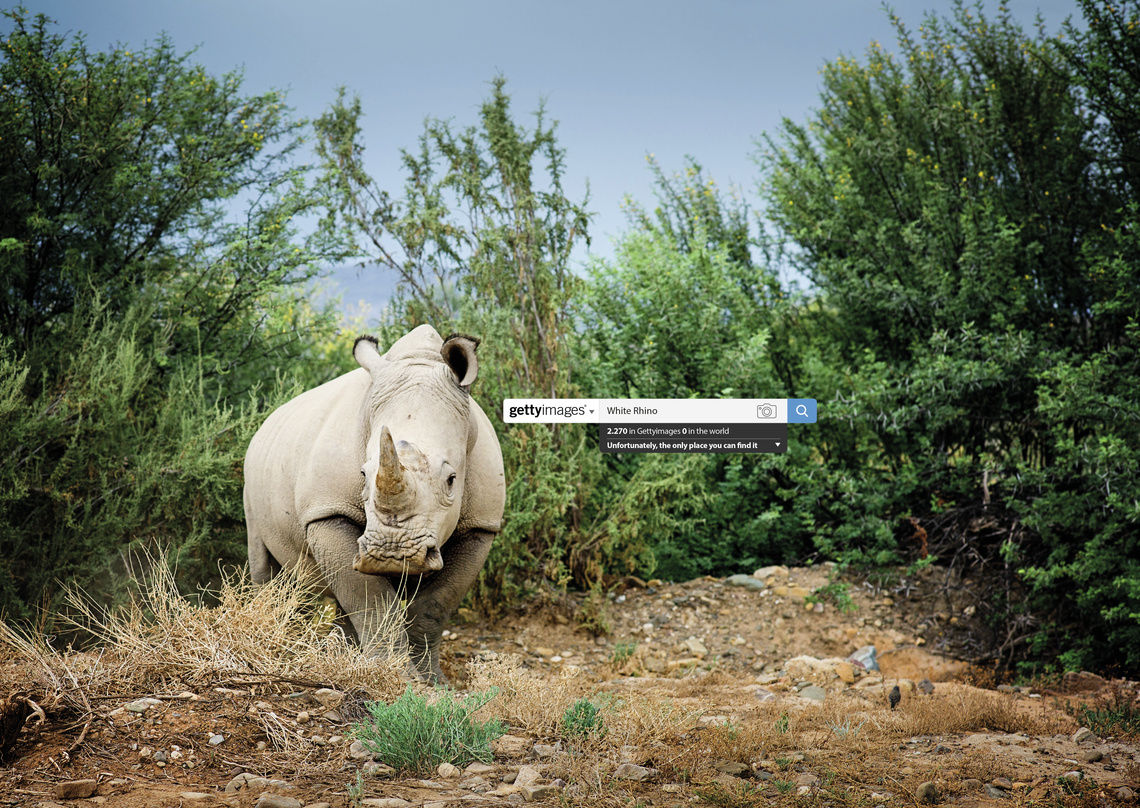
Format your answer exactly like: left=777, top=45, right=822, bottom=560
left=350, top=328, right=480, bottom=576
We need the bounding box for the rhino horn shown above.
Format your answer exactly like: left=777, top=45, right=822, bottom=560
left=375, top=425, right=406, bottom=501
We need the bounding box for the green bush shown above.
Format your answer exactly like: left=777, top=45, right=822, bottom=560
left=561, top=697, right=606, bottom=741
left=352, top=686, right=505, bottom=774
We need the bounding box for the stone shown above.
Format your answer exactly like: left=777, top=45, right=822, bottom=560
left=849, top=645, right=879, bottom=671
left=1083, top=749, right=1103, bottom=762
left=437, top=762, right=462, bottom=778
left=208, top=734, right=225, bottom=745
left=991, top=777, right=1013, bottom=789
left=520, top=784, right=560, bottom=802
left=313, top=687, right=345, bottom=708
left=362, top=800, right=411, bottom=808
left=494, top=735, right=532, bottom=756
left=1072, top=727, right=1096, bottom=745
left=614, top=763, right=656, bottom=781
left=514, top=766, right=542, bottom=786
left=682, top=636, right=709, bottom=656
left=712, top=760, right=749, bottom=776
left=834, top=661, right=855, bottom=684
left=984, top=784, right=1008, bottom=799
left=796, top=773, right=821, bottom=786
left=753, top=565, right=788, bottom=581
left=56, top=780, right=98, bottom=799
left=465, top=762, right=496, bottom=775
left=362, top=762, right=396, bottom=778
left=726, top=574, right=765, bottom=590
left=179, top=794, right=211, bottom=802
left=254, top=796, right=302, bottom=808
left=1117, top=787, right=1135, bottom=802
left=349, top=739, right=376, bottom=760
left=961, top=778, right=982, bottom=791
left=917, top=678, right=935, bottom=695
left=799, top=685, right=826, bottom=701
left=915, top=781, right=940, bottom=804
left=296, top=710, right=311, bottom=724
left=533, top=743, right=559, bottom=757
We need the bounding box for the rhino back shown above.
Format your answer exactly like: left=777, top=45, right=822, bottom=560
left=244, top=369, right=371, bottom=559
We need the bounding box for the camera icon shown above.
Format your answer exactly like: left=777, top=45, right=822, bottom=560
left=756, top=403, right=777, bottom=419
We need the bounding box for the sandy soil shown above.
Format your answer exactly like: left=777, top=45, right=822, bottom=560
left=2, top=565, right=1137, bottom=808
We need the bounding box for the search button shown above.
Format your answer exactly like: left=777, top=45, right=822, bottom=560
left=787, top=399, right=816, bottom=423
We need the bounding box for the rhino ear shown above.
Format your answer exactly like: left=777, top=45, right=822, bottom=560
left=353, top=335, right=385, bottom=375
left=441, top=333, right=479, bottom=387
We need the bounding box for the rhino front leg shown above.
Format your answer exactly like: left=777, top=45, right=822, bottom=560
left=305, top=518, right=408, bottom=660
left=404, top=528, right=495, bottom=683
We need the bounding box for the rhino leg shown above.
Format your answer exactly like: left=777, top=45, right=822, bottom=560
left=403, top=528, right=495, bottom=684
left=305, top=518, right=409, bottom=660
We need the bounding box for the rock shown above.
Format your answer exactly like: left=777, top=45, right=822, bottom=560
left=514, top=766, right=542, bottom=786
left=533, top=743, right=559, bottom=757
left=255, top=796, right=302, bottom=808
left=494, top=735, right=532, bottom=756
left=295, top=710, right=311, bottom=724
left=996, top=684, right=1018, bottom=694
left=991, top=777, right=1013, bottom=790
left=796, top=773, right=821, bottom=786
left=208, top=734, right=225, bottom=745
left=362, top=800, right=411, bottom=808
left=917, top=678, right=934, bottom=695
left=179, top=794, right=211, bottom=802
left=681, top=636, right=709, bottom=656
left=753, top=565, right=788, bottom=581
left=437, top=762, right=461, bottom=778
left=56, top=780, right=98, bottom=799
left=834, top=661, right=855, bottom=684
left=961, top=779, right=982, bottom=791
left=1117, top=786, right=1135, bottom=802
left=322, top=710, right=344, bottom=723
left=152, top=750, right=168, bottom=763
left=124, top=697, right=162, bottom=713
left=797, top=786, right=812, bottom=796
left=1062, top=671, right=1105, bottom=692
left=614, top=763, right=655, bottom=781
left=1083, top=750, right=1103, bottom=763
left=465, top=762, right=496, bottom=775
left=915, top=781, right=940, bottom=804
left=313, top=688, right=345, bottom=708
left=799, top=685, right=826, bottom=701
left=520, top=784, right=560, bottom=801
left=726, top=574, right=765, bottom=591
left=349, top=739, right=376, bottom=760
left=984, top=784, right=1008, bottom=799
left=849, top=645, right=879, bottom=671
left=713, top=760, right=749, bottom=776
left=1072, top=727, right=1096, bottom=745
left=361, top=762, right=395, bottom=778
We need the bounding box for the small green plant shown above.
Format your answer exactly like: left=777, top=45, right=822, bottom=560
left=774, top=712, right=790, bottom=734
left=562, top=697, right=606, bottom=741
left=578, top=586, right=613, bottom=635
left=696, top=780, right=766, bottom=808
left=826, top=715, right=867, bottom=739
left=610, top=641, right=638, bottom=665
left=352, top=685, right=505, bottom=774
left=774, top=779, right=796, bottom=794
left=806, top=581, right=857, bottom=614
left=1064, top=689, right=1140, bottom=738
left=347, top=770, right=365, bottom=807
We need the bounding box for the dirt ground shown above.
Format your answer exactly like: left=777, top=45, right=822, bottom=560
left=2, top=564, right=1138, bottom=807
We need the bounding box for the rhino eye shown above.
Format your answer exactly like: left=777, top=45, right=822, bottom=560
left=447, top=473, right=457, bottom=490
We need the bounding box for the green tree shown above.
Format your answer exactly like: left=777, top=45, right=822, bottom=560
left=760, top=0, right=1140, bottom=670
left=314, top=77, right=600, bottom=606
left=0, top=8, right=344, bottom=623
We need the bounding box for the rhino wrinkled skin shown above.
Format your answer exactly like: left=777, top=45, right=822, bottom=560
left=243, top=325, right=505, bottom=682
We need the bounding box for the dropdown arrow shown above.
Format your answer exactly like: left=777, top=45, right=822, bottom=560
left=775, top=442, right=781, bottom=447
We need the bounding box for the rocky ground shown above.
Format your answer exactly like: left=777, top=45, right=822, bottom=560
left=2, top=564, right=1138, bottom=808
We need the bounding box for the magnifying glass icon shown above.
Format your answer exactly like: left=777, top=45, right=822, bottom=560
left=796, top=404, right=809, bottom=418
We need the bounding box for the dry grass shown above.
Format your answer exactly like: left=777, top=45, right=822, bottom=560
left=0, top=555, right=407, bottom=749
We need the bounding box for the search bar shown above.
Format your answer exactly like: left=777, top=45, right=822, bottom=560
left=503, top=399, right=817, bottom=424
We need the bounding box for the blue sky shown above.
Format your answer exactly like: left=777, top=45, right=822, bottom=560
left=26, top=0, right=1083, bottom=308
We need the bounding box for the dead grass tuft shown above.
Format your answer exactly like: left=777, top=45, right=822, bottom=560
left=0, top=554, right=407, bottom=748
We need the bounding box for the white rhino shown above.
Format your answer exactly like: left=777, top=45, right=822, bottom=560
left=243, top=324, right=505, bottom=681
